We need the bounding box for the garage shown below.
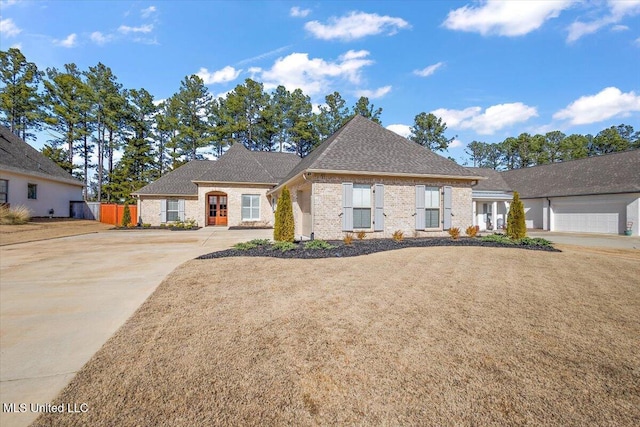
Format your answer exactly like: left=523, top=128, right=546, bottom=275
left=553, top=201, right=626, bottom=234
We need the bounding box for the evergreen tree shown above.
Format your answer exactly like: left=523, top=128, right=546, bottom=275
left=316, top=91, right=350, bottom=141
left=174, top=75, right=213, bottom=161
left=352, top=96, right=382, bottom=124
left=410, top=112, right=453, bottom=152
left=274, top=186, right=294, bottom=242
left=506, top=191, right=526, bottom=239
left=121, top=203, right=132, bottom=227
left=0, top=48, right=44, bottom=141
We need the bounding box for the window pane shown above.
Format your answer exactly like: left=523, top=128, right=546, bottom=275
left=242, top=207, right=251, bottom=220
left=425, top=187, right=439, bottom=208
left=425, top=209, right=440, bottom=228
left=167, top=211, right=179, bottom=222
left=353, top=184, right=371, bottom=207
left=251, top=206, right=259, bottom=219
left=27, top=184, right=37, bottom=200
left=167, top=199, right=179, bottom=211
left=0, top=180, right=7, bottom=193
left=353, top=208, right=371, bottom=229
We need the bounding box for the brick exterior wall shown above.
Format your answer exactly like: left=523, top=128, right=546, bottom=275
left=308, top=174, right=473, bottom=240
left=196, top=184, right=275, bottom=227
left=137, top=196, right=199, bottom=226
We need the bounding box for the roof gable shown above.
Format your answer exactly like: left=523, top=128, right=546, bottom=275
left=0, top=127, right=82, bottom=186
left=134, top=160, right=213, bottom=195
left=281, top=115, right=478, bottom=184
left=467, top=167, right=512, bottom=192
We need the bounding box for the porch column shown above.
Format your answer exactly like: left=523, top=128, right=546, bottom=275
left=492, top=201, right=498, bottom=230
left=472, top=201, right=477, bottom=227
left=504, top=201, right=510, bottom=230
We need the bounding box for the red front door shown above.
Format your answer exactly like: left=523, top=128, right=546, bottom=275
left=208, top=194, right=228, bottom=226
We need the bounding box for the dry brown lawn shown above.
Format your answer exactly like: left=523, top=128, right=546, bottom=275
left=34, top=246, right=640, bottom=426
left=0, top=218, right=110, bottom=245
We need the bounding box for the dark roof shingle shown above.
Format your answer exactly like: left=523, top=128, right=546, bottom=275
left=133, top=160, right=213, bottom=195
left=467, top=167, right=512, bottom=191
left=0, top=127, right=82, bottom=186
left=501, top=149, right=640, bottom=198
left=281, top=115, right=479, bottom=184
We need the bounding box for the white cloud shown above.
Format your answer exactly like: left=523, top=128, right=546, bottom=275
left=433, top=103, right=538, bottom=135
left=258, top=50, right=374, bottom=96
left=118, top=24, right=153, bottom=34
left=290, top=6, right=311, bottom=18
left=355, top=85, right=392, bottom=99
left=414, top=62, right=444, bottom=77
left=0, top=0, right=20, bottom=8
left=305, top=11, right=410, bottom=41
left=635, top=36, right=640, bottom=46
left=443, top=0, right=574, bottom=36
left=553, top=87, right=640, bottom=125
left=0, top=17, right=21, bottom=37
left=90, top=31, right=112, bottom=45
left=449, top=138, right=464, bottom=149
left=196, top=66, right=242, bottom=85
left=387, top=124, right=412, bottom=138
left=54, top=33, right=77, bottom=48
left=141, top=6, right=157, bottom=18
left=611, top=24, right=629, bottom=31
left=567, top=0, right=640, bottom=42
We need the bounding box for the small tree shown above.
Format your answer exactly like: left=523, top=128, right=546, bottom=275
left=506, top=191, right=526, bottom=239
left=273, top=186, right=294, bottom=242
left=121, top=203, right=132, bottom=227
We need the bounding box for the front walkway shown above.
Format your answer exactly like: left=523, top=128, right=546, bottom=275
left=0, top=227, right=271, bottom=427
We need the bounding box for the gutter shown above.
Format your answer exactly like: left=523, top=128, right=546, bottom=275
left=268, top=169, right=486, bottom=196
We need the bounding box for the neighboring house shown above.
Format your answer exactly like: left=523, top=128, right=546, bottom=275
left=134, top=115, right=484, bottom=239
left=0, top=127, right=84, bottom=217
left=467, top=167, right=513, bottom=232
left=470, top=150, right=640, bottom=236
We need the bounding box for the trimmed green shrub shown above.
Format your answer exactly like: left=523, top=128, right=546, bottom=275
left=304, top=239, right=334, bottom=250
left=506, top=191, right=527, bottom=239
left=517, top=237, right=552, bottom=247
left=272, top=241, right=297, bottom=252
left=248, top=239, right=271, bottom=246
left=234, top=242, right=257, bottom=250
left=480, top=233, right=515, bottom=245
left=121, top=203, right=132, bottom=227
left=274, top=185, right=295, bottom=242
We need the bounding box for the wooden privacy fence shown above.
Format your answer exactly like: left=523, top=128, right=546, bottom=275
left=100, top=204, right=137, bottom=226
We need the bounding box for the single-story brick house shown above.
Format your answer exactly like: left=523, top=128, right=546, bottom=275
left=134, top=115, right=484, bottom=239
left=469, top=150, right=640, bottom=236
left=134, top=116, right=640, bottom=237
left=0, top=127, right=84, bottom=217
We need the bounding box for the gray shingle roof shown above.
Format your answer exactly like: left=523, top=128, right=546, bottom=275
left=134, top=145, right=301, bottom=195
left=280, top=115, right=480, bottom=185
left=195, top=144, right=300, bottom=184
left=133, top=160, right=213, bottom=195
left=500, top=149, right=640, bottom=198
left=0, top=126, right=83, bottom=186
left=467, top=167, right=512, bottom=191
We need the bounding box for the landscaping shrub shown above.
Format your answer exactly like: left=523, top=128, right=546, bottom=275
left=517, top=237, right=552, bottom=247
left=357, top=230, right=366, bottom=240
left=142, top=223, right=151, bottom=228
left=274, top=186, right=294, bottom=242
left=0, top=205, right=31, bottom=225
left=248, top=239, right=271, bottom=246
left=506, top=191, right=527, bottom=239
left=465, top=225, right=477, bottom=238
left=392, top=230, right=404, bottom=242
left=343, top=233, right=354, bottom=245
left=121, top=203, right=132, bottom=228
left=304, top=239, right=334, bottom=250
left=448, top=227, right=461, bottom=240
left=234, top=241, right=258, bottom=250
left=480, top=233, right=515, bottom=245
left=272, top=241, right=297, bottom=252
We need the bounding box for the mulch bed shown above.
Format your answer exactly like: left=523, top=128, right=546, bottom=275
left=197, top=237, right=560, bottom=260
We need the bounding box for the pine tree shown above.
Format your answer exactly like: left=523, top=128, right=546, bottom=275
left=274, top=186, right=294, bottom=242
left=506, top=191, right=527, bottom=239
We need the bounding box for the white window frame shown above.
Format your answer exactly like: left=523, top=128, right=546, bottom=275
left=425, top=186, right=440, bottom=229
left=352, top=184, right=372, bottom=229
left=242, top=194, right=260, bottom=221
left=166, top=199, right=180, bottom=222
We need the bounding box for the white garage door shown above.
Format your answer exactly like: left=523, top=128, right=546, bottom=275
left=554, top=202, right=625, bottom=234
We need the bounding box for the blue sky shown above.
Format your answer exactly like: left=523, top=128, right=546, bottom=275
left=1, top=0, right=639, bottom=163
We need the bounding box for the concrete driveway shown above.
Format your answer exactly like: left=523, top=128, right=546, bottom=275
left=528, top=231, right=640, bottom=250
left=0, top=227, right=271, bottom=427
